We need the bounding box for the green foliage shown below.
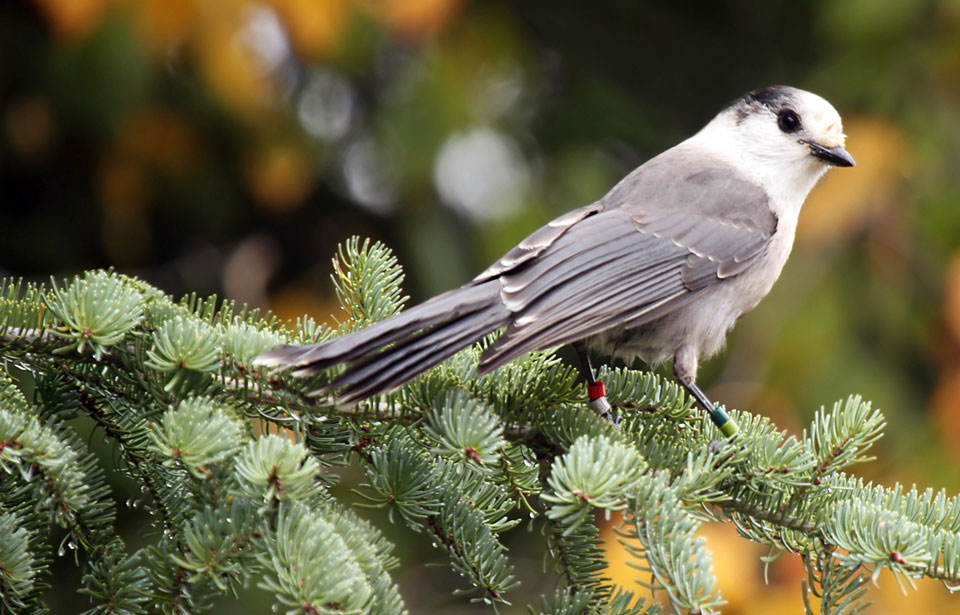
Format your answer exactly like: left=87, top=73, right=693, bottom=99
left=0, top=279, right=48, bottom=334
left=357, top=431, right=444, bottom=528
left=151, top=397, right=246, bottom=479
left=78, top=550, right=152, bottom=615
left=472, top=345, right=582, bottom=418
left=332, top=236, right=408, bottom=326
left=597, top=366, right=694, bottom=419
left=221, top=320, right=286, bottom=367
left=0, top=373, right=115, bottom=547
left=261, top=502, right=374, bottom=614
left=234, top=434, right=323, bottom=508
left=803, top=395, right=886, bottom=475
left=620, top=473, right=722, bottom=614
left=323, top=502, right=406, bottom=615
left=533, top=586, right=655, bottom=615
left=0, top=511, right=38, bottom=614
left=803, top=548, right=869, bottom=615
left=423, top=390, right=505, bottom=466
left=2, top=238, right=960, bottom=614
left=823, top=500, right=930, bottom=582
left=543, top=435, right=646, bottom=534
left=169, top=500, right=260, bottom=594
left=491, top=441, right=541, bottom=512
left=433, top=466, right=520, bottom=602
left=145, top=316, right=222, bottom=375
left=45, top=271, right=144, bottom=360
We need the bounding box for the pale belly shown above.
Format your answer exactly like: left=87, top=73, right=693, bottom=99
left=585, top=224, right=794, bottom=367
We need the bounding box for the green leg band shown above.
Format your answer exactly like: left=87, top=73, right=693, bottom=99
left=709, top=408, right=739, bottom=437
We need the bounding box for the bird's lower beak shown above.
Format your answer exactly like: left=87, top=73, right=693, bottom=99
left=806, top=141, right=856, bottom=167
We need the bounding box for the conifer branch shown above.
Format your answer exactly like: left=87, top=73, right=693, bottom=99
left=1, top=242, right=959, bottom=614
left=717, top=496, right=819, bottom=534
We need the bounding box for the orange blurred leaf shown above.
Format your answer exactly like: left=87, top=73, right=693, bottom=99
left=195, top=4, right=276, bottom=122
left=602, top=517, right=800, bottom=612
left=798, top=115, right=909, bottom=247
left=865, top=570, right=960, bottom=614
left=932, top=364, right=960, bottom=450
left=244, top=141, right=317, bottom=213
left=31, top=0, right=111, bottom=40
left=269, top=0, right=354, bottom=60
left=4, top=96, right=58, bottom=160
left=98, top=155, right=147, bottom=220
left=115, top=107, right=203, bottom=178
left=944, top=254, right=960, bottom=348
left=97, top=154, right=153, bottom=264
left=366, top=0, right=465, bottom=39
left=125, top=0, right=200, bottom=54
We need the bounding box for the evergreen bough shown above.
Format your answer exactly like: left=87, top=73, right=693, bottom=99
left=0, top=237, right=957, bottom=614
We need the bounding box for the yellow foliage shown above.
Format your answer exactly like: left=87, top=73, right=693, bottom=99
left=605, top=515, right=960, bottom=614
left=34, top=0, right=466, bottom=130
left=196, top=3, right=276, bottom=122
left=269, top=0, right=354, bottom=60
left=130, top=0, right=280, bottom=121
left=96, top=107, right=202, bottom=264
left=125, top=0, right=199, bottom=54
left=865, top=574, right=960, bottom=615
left=604, top=518, right=804, bottom=614
left=798, top=115, right=910, bottom=247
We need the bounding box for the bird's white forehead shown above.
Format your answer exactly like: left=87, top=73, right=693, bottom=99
left=795, top=90, right=846, bottom=148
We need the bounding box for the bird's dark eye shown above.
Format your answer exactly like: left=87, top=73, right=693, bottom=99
left=777, top=109, right=801, bottom=133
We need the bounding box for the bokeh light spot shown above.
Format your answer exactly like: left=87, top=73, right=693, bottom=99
left=433, top=126, right=530, bottom=220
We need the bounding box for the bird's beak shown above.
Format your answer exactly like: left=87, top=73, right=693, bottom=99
left=805, top=140, right=856, bottom=167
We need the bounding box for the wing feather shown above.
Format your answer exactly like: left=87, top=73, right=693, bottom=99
left=473, top=202, right=606, bottom=283
left=330, top=307, right=505, bottom=402
left=476, top=148, right=777, bottom=373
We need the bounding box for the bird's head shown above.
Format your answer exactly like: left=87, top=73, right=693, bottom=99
left=697, top=86, right=854, bottom=202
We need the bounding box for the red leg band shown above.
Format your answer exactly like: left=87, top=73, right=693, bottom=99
left=587, top=380, right=607, bottom=400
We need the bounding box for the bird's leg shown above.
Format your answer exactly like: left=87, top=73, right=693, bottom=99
left=682, top=380, right=739, bottom=437
left=573, top=341, right=617, bottom=426
left=674, top=347, right=739, bottom=437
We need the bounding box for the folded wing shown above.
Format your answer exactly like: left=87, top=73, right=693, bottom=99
left=477, top=155, right=776, bottom=373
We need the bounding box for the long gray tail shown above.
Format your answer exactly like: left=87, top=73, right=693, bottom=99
left=255, top=280, right=509, bottom=404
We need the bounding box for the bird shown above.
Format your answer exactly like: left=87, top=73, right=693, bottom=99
left=255, top=86, right=855, bottom=435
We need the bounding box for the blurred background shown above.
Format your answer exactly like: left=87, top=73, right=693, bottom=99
left=3, top=0, right=960, bottom=612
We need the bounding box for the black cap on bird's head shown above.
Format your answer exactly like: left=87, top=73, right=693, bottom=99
left=725, top=85, right=855, bottom=168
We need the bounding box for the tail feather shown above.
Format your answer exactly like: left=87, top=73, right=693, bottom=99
left=256, top=282, right=501, bottom=372
left=255, top=280, right=508, bottom=402
left=331, top=306, right=508, bottom=403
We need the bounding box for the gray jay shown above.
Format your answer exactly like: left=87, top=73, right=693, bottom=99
left=256, top=86, right=855, bottom=435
